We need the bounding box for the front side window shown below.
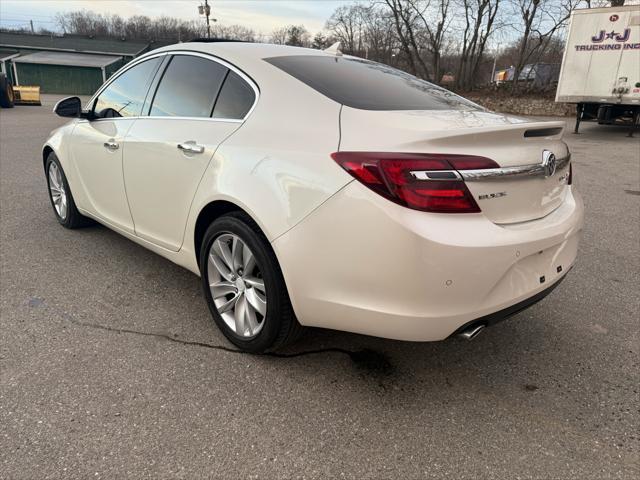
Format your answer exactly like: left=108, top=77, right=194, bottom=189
left=150, top=55, right=227, bottom=117
left=94, top=57, right=162, bottom=118
left=265, top=55, right=480, bottom=111
left=212, top=71, right=256, bottom=120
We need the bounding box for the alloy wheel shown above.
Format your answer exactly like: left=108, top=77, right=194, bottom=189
left=48, top=162, right=68, bottom=220
left=207, top=233, right=267, bottom=338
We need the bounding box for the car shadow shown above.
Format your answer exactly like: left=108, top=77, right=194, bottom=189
left=64, top=221, right=576, bottom=400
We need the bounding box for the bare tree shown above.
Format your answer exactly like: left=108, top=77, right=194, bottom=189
left=360, top=6, right=400, bottom=64
left=383, top=0, right=497, bottom=85
left=270, top=26, right=288, bottom=45
left=325, top=4, right=398, bottom=62
left=453, top=0, right=502, bottom=90
left=270, top=25, right=310, bottom=47
left=509, top=0, right=582, bottom=92
left=408, top=0, right=454, bottom=83
left=384, top=0, right=431, bottom=77
left=326, top=4, right=364, bottom=53
left=214, top=24, right=257, bottom=42
left=53, top=10, right=256, bottom=43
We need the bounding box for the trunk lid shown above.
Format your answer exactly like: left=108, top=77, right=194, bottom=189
left=338, top=107, right=571, bottom=224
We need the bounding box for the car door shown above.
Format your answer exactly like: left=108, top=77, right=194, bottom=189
left=123, top=53, right=257, bottom=251
left=70, top=56, right=164, bottom=233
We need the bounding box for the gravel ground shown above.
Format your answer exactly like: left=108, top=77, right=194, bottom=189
left=1, top=96, right=639, bottom=479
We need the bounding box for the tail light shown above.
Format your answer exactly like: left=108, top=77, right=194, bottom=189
left=331, top=152, right=499, bottom=214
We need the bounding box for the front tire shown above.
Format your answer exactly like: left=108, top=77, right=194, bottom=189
left=45, top=152, right=92, bottom=229
left=199, top=213, right=303, bottom=353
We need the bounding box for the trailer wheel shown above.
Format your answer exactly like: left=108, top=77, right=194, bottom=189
left=573, top=103, right=584, bottom=134
left=0, top=73, right=15, bottom=108
left=628, top=107, right=640, bottom=138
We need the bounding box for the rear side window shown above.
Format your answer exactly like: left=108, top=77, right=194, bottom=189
left=150, top=55, right=227, bottom=117
left=264, top=55, right=480, bottom=111
left=212, top=71, right=256, bottom=120
left=94, top=57, right=162, bottom=118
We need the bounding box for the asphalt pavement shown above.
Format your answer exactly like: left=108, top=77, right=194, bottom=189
left=1, top=96, right=639, bottom=479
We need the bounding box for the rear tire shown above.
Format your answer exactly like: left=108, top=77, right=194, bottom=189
left=0, top=73, right=15, bottom=108
left=199, top=212, right=303, bottom=353
left=45, top=152, right=93, bottom=229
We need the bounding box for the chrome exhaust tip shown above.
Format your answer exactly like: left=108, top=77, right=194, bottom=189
left=458, top=324, right=486, bottom=341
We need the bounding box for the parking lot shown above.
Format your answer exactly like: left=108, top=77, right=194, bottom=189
left=1, top=97, right=638, bottom=479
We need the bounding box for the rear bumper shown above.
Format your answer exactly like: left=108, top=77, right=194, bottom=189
left=449, top=271, right=568, bottom=338
left=273, top=182, right=584, bottom=341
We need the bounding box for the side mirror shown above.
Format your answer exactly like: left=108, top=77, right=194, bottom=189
left=53, top=96, right=82, bottom=118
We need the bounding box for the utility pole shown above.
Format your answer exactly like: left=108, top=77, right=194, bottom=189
left=491, top=46, right=501, bottom=85
left=491, top=55, right=497, bottom=85
left=198, top=1, right=212, bottom=39
left=30, top=20, right=34, bottom=34
left=205, top=0, right=211, bottom=39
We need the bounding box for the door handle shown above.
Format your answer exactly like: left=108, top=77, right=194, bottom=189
left=103, top=140, right=119, bottom=151
left=177, top=141, right=205, bottom=154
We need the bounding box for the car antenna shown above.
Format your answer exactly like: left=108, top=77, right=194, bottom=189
left=324, top=42, right=343, bottom=57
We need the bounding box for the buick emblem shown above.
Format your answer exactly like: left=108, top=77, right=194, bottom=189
left=542, top=150, right=557, bottom=177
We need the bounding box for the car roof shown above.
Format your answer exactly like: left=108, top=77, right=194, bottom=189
left=149, top=41, right=327, bottom=66
left=128, top=42, right=345, bottom=117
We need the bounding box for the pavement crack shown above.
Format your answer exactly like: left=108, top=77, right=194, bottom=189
left=59, top=314, right=394, bottom=373
left=62, top=315, right=242, bottom=353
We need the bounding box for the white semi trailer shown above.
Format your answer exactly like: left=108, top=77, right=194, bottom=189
left=556, top=4, right=640, bottom=134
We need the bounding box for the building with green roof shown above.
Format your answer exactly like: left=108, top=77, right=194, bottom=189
left=0, top=32, right=151, bottom=94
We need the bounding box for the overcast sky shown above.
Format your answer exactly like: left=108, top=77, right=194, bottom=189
left=0, top=0, right=354, bottom=35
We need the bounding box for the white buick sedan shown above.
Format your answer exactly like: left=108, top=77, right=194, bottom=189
left=44, top=41, right=584, bottom=352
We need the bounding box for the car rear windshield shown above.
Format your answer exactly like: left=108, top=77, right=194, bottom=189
left=264, top=55, right=480, bottom=111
